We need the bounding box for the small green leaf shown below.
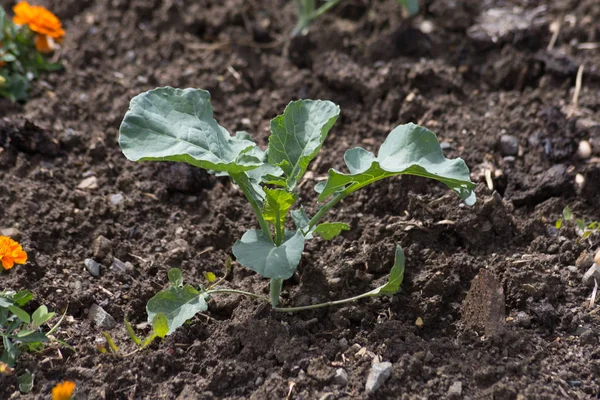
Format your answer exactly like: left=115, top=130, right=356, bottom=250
left=32, top=306, right=55, bottom=328
left=119, top=87, right=264, bottom=175
left=232, top=230, right=305, bottom=279
left=369, top=245, right=406, bottom=297
left=1, top=336, right=19, bottom=367
left=262, top=188, right=297, bottom=226
left=563, top=206, right=573, bottom=221
left=168, top=268, right=183, bottom=288
left=124, top=319, right=141, bottom=346
left=13, top=290, right=33, bottom=307
left=555, top=219, right=563, bottom=229
left=13, top=332, right=48, bottom=343
left=313, top=222, right=350, bottom=240
left=152, top=313, right=169, bottom=338
left=8, top=305, right=30, bottom=324
left=268, top=99, right=340, bottom=190
left=18, top=370, right=33, bottom=393
left=576, top=219, right=586, bottom=231
left=102, top=332, right=119, bottom=353
left=316, top=124, right=476, bottom=206
left=146, top=284, right=208, bottom=335
left=203, top=272, right=217, bottom=283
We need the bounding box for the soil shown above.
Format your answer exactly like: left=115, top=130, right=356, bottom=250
left=1, top=0, right=600, bottom=399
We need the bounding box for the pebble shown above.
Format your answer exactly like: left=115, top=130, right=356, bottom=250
left=92, top=235, right=112, bottom=259
left=576, top=140, right=592, bottom=159
left=447, top=381, right=462, bottom=399
left=365, top=361, right=393, bottom=394
left=576, top=251, right=594, bottom=270
left=110, top=193, right=124, bottom=205
left=583, top=263, right=600, bottom=283
left=0, top=227, right=22, bottom=241
left=254, top=377, right=264, bottom=386
left=499, top=134, right=519, bottom=156
left=338, top=338, right=348, bottom=347
left=333, top=368, right=348, bottom=386
left=77, top=176, right=98, bottom=190
left=88, top=304, right=116, bottom=329
left=111, top=257, right=127, bottom=274
left=514, top=311, right=531, bottom=328
left=84, top=258, right=101, bottom=277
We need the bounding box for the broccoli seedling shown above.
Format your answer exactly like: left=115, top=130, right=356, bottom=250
left=119, top=87, right=475, bottom=334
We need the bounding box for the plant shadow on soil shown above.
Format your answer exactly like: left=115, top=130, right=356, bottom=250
left=1, top=0, right=600, bottom=398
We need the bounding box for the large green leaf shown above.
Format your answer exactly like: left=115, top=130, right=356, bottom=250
left=368, top=245, right=405, bottom=297
left=268, top=100, right=340, bottom=190
left=146, top=284, right=208, bottom=335
left=262, top=188, right=297, bottom=226
left=119, top=87, right=263, bottom=174
left=232, top=230, right=305, bottom=279
left=317, top=124, right=476, bottom=205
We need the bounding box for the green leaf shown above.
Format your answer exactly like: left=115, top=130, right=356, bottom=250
left=576, top=219, right=586, bottom=231
left=203, top=272, right=217, bottom=283
left=369, top=245, right=405, bottom=297
left=1, top=336, right=18, bottom=367
left=313, top=222, right=350, bottom=240
left=146, top=284, right=208, bottom=335
left=0, top=297, right=13, bottom=308
left=262, top=188, right=297, bottom=226
left=232, top=230, right=305, bottom=279
left=13, top=290, right=33, bottom=307
left=152, top=313, right=169, bottom=338
left=124, top=319, right=141, bottom=346
left=119, top=87, right=263, bottom=174
left=8, top=305, right=30, bottom=324
left=268, top=99, right=340, bottom=190
left=12, top=332, right=48, bottom=343
left=101, top=332, right=119, bottom=353
left=316, top=124, right=476, bottom=206
left=18, top=370, right=33, bottom=393
left=31, top=306, right=55, bottom=328
left=555, top=219, right=563, bottom=229
left=168, top=268, right=183, bottom=288
left=563, top=206, right=573, bottom=221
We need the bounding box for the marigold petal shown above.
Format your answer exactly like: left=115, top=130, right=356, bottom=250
left=35, top=35, right=51, bottom=53
left=1, top=257, right=14, bottom=270
left=13, top=250, right=27, bottom=265
left=52, top=381, right=76, bottom=400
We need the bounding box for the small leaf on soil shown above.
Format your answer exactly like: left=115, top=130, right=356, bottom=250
left=146, top=285, right=208, bottom=335
left=152, top=313, right=169, bottom=338
left=168, top=268, right=183, bottom=287
left=18, top=370, right=33, bottom=393
left=232, top=229, right=305, bottom=279
left=368, top=245, right=405, bottom=297
left=313, top=222, right=349, bottom=240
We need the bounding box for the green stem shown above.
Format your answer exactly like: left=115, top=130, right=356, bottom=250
left=269, top=278, right=284, bottom=307
left=273, top=290, right=376, bottom=313
left=208, top=288, right=270, bottom=302
left=230, top=174, right=273, bottom=243
left=306, top=190, right=348, bottom=232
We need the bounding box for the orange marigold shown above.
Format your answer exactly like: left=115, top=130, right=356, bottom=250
left=0, top=236, right=27, bottom=270
left=12, top=2, right=65, bottom=39
left=52, top=381, right=76, bottom=400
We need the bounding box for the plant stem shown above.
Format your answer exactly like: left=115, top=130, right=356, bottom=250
left=230, top=174, right=273, bottom=243
left=273, top=290, right=376, bottom=313
left=269, top=278, right=284, bottom=307
left=306, top=190, right=348, bottom=231
left=208, top=288, right=270, bottom=302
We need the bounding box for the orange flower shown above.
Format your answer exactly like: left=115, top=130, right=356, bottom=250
left=52, top=381, right=76, bottom=400
left=0, top=236, right=28, bottom=270
left=12, top=2, right=65, bottom=39
left=35, top=34, right=52, bottom=53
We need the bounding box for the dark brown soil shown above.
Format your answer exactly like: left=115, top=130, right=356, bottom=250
left=2, top=0, right=600, bottom=399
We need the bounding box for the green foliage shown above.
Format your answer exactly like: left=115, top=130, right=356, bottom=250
left=292, top=0, right=420, bottom=37
left=555, top=206, right=599, bottom=240
left=119, top=87, right=475, bottom=335
left=0, top=290, right=56, bottom=368
left=0, top=6, right=62, bottom=101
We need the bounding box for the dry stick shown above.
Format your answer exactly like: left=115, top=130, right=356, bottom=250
left=569, top=65, right=584, bottom=118
left=547, top=17, right=562, bottom=51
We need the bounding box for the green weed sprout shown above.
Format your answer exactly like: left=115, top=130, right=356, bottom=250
left=292, top=0, right=420, bottom=37
left=118, top=87, right=475, bottom=335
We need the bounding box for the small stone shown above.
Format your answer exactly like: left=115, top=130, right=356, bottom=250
left=338, top=338, right=348, bottom=347
left=583, top=263, right=600, bottom=283
left=415, top=317, right=424, bottom=327
left=88, top=304, right=116, bottom=329
left=124, top=261, right=135, bottom=273
left=111, top=257, right=127, bottom=274
left=580, top=330, right=597, bottom=346
left=92, top=235, right=112, bottom=259
left=77, top=176, right=98, bottom=190
left=499, top=135, right=519, bottom=156
left=514, top=311, right=531, bottom=328
left=109, top=193, right=124, bottom=205
left=166, top=239, right=190, bottom=262
left=365, top=361, right=393, bottom=394
left=333, top=368, right=348, bottom=386
left=447, top=381, right=462, bottom=399
left=0, top=227, right=22, bottom=241
left=576, top=140, right=592, bottom=159
left=84, top=258, right=100, bottom=277
left=254, top=376, right=264, bottom=386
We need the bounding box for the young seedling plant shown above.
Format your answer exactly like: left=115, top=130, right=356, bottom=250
left=119, top=87, right=475, bottom=335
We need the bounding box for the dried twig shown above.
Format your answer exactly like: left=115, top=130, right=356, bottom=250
left=569, top=64, right=584, bottom=117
